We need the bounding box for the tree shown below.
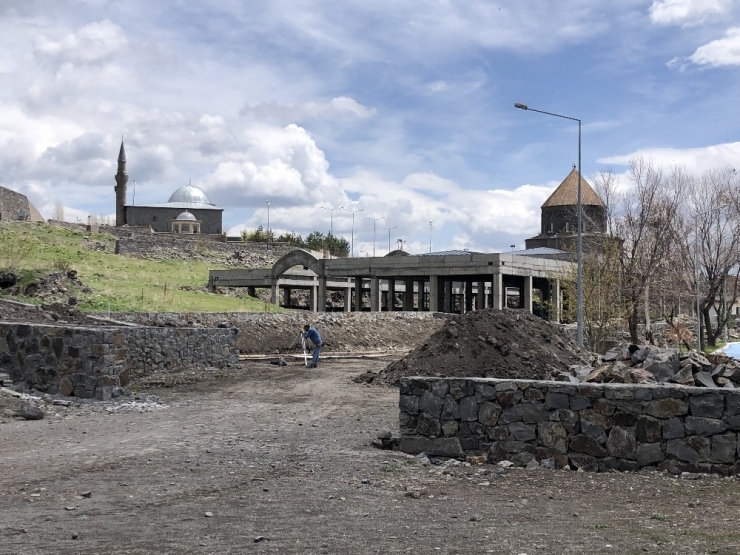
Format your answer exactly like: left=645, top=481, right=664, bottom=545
left=52, top=201, right=65, bottom=222
left=613, top=158, right=684, bottom=344
left=241, top=225, right=273, bottom=243
left=672, top=168, right=740, bottom=347
left=276, top=232, right=305, bottom=248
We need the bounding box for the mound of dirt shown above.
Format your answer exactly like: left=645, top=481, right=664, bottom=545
left=375, top=308, right=590, bottom=385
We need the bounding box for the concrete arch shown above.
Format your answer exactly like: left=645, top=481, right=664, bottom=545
left=272, top=249, right=324, bottom=279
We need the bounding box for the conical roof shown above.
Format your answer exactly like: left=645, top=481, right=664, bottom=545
left=118, top=140, right=126, bottom=163
left=541, top=167, right=605, bottom=208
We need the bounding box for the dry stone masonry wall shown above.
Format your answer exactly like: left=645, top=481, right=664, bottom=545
left=0, top=321, right=238, bottom=400
left=399, top=377, right=740, bottom=475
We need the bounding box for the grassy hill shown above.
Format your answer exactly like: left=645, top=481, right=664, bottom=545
left=0, top=222, right=278, bottom=313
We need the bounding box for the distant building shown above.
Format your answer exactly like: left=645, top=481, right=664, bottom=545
left=525, top=166, right=608, bottom=254
left=0, top=184, right=45, bottom=223
left=114, top=141, right=223, bottom=234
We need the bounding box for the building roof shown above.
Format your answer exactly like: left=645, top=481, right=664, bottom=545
left=175, top=211, right=197, bottom=221
left=118, top=140, right=126, bottom=163
left=541, top=167, right=605, bottom=209
left=126, top=201, right=223, bottom=211
left=168, top=184, right=214, bottom=205
left=421, top=249, right=482, bottom=256
left=512, top=247, right=568, bottom=257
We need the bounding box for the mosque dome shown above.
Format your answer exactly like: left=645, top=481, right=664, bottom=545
left=167, top=184, right=213, bottom=205
left=176, top=211, right=197, bottom=221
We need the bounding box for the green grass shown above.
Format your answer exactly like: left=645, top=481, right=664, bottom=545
left=0, top=222, right=280, bottom=314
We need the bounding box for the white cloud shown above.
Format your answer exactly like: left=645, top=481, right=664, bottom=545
left=648, top=0, right=733, bottom=26
left=242, top=97, right=376, bottom=124
left=598, top=141, right=740, bottom=174
left=32, top=20, right=128, bottom=68
left=688, top=27, right=740, bottom=67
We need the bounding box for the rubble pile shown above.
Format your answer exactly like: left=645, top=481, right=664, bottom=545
left=0, top=298, right=96, bottom=325
left=563, top=344, right=740, bottom=389
left=3, top=269, right=91, bottom=304
left=375, top=309, right=590, bottom=385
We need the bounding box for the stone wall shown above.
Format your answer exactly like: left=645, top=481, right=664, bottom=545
left=124, top=205, right=223, bottom=234
left=0, top=321, right=239, bottom=399
left=0, top=186, right=33, bottom=222
left=399, top=377, right=740, bottom=475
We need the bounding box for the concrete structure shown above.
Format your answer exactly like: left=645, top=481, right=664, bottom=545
left=0, top=184, right=44, bottom=223
left=114, top=141, right=223, bottom=234
left=209, top=249, right=573, bottom=318
left=525, top=167, right=608, bottom=254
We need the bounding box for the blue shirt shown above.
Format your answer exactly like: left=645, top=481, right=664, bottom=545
left=303, top=327, right=322, bottom=345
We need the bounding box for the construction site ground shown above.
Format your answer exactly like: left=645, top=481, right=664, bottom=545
left=3, top=359, right=740, bottom=555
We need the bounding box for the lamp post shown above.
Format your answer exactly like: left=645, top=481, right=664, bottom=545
left=132, top=180, right=137, bottom=228
left=515, top=102, right=583, bottom=347
left=320, top=206, right=336, bottom=237
left=266, top=200, right=270, bottom=247
left=339, top=206, right=364, bottom=257
left=382, top=225, right=398, bottom=254
left=366, top=216, right=384, bottom=257
left=429, top=220, right=433, bottom=254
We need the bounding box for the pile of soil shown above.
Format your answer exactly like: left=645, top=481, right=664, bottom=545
left=375, top=308, right=590, bottom=385
left=3, top=270, right=91, bottom=303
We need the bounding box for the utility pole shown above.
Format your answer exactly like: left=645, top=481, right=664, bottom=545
left=366, top=216, right=384, bottom=257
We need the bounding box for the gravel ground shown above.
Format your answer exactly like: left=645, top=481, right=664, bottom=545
left=2, top=360, right=740, bottom=555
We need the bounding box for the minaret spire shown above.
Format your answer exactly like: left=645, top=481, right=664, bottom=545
left=114, top=138, right=129, bottom=226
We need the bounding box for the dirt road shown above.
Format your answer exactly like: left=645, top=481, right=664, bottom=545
left=2, top=360, right=740, bottom=554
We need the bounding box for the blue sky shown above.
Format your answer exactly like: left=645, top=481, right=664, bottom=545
left=1, top=0, right=739, bottom=255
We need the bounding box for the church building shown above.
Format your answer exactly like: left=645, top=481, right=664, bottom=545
left=114, top=141, right=224, bottom=234
left=525, top=167, right=608, bottom=254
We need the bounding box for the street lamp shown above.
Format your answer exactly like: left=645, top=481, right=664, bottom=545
left=515, top=102, right=584, bottom=347
left=132, top=180, right=137, bottom=228
left=382, top=225, right=398, bottom=254
left=266, top=200, right=270, bottom=246
left=429, top=220, right=433, bottom=254
left=320, top=206, right=336, bottom=237
left=366, top=216, right=384, bottom=257
left=339, top=206, right=364, bottom=257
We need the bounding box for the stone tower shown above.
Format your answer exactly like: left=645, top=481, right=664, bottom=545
left=114, top=140, right=128, bottom=226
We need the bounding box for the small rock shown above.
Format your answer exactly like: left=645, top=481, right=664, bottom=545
left=71, top=532, right=79, bottom=540
left=204, top=511, right=213, bottom=518
left=497, top=460, right=514, bottom=468
left=79, top=491, right=92, bottom=498
left=16, top=403, right=44, bottom=420
left=64, top=506, right=76, bottom=511
left=254, top=536, right=265, bottom=543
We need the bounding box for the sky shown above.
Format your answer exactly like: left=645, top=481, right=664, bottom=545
left=1, top=0, right=739, bottom=256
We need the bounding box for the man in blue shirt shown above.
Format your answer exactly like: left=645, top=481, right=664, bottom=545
left=302, top=324, right=323, bottom=368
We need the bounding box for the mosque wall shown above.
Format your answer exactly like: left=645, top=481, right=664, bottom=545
left=124, top=206, right=223, bottom=234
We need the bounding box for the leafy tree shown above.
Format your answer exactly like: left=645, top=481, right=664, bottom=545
left=241, top=226, right=273, bottom=243
left=276, top=232, right=305, bottom=248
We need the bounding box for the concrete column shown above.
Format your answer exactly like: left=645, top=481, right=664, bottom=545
left=318, top=277, right=327, bottom=312
left=465, top=280, right=474, bottom=313
left=370, top=277, right=380, bottom=312
left=443, top=280, right=452, bottom=313
left=552, top=278, right=561, bottom=322
left=403, top=279, right=414, bottom=311
left=344, top=287, right=352, bottom=312
left=270, top=279, right=280, bottom=306
left=429, top=276, right=439, bottom=312
left=492, top=274, right=503, bottom=310
left=477, top=280, right=485, bottom=310
left=247, top=286, right=256, bottom=297
left=523, top=275, right=533, bottom=313
left=388, top=279, right=396, bottom=311
left=354, top=278, right=363, bottom=311
left=417, top=280, right=425, bottom=311
left=309, top=286, right=318, bottom=312
left=283, top=286, right=292, bottom=308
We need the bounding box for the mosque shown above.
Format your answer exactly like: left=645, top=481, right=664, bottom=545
left=114, top=141, right=223, bottom=234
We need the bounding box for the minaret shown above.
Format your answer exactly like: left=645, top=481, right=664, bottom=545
left=114, top=140, right=128, bottom=226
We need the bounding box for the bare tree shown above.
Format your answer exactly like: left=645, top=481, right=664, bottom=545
left=674, top=168, right=740, bottom=347
left=52, top=201, right=65, bottom=222
left=614, top=157, right=684, bottom=344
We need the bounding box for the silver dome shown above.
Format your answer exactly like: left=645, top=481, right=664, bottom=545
left=176, top=211, right=197, bottom=221
left=168, top=184, right=213, bottom=205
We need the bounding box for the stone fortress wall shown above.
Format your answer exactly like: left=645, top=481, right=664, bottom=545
left=0, top=321, right=238, bottom=400
left=399, top=377, right=740, bottom=475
